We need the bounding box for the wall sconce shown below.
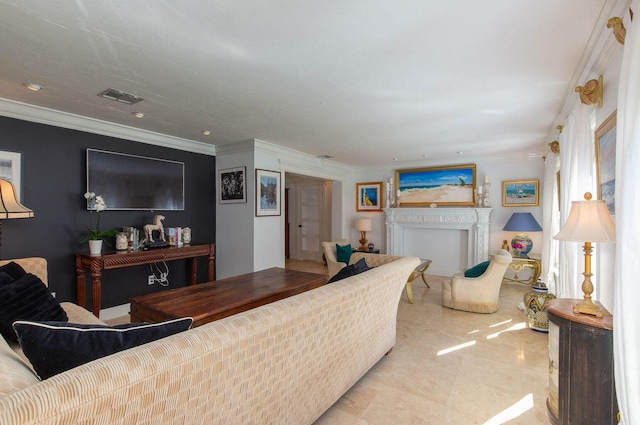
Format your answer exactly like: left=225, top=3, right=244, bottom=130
left=554, top=192, right=616, bottom=317
left=575, top=75, right=603, bottom=107
left=607, top=17, right=626, bottom=45
left=355, top=218, right=372, bottom=251
left=0, top=179, right=34, bottom=255
left=548, top=141, right=560, bottom=154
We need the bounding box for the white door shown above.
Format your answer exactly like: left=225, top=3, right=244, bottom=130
left=297, top=184, right=325, bottom=261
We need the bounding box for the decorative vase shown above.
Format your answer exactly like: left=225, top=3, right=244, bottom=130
left=115, top=232, right=128, bottom=251
left=523, top=282, right=556, bottom=332
left=88, top=239, right=103, bottom=255
left=511, top=233, right=533, bottom=257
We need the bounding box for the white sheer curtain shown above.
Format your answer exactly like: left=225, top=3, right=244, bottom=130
left=614, top=3, right=640, bottom=422
left=540, top=151, right=559, bottom=293
left=557, top=102, right=596, bottom=298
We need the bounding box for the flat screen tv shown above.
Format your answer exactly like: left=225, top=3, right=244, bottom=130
left=87, top=149, right=185, bottom=210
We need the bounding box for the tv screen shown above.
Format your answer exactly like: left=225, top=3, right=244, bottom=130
left=87, top=149, right=185, bottom=210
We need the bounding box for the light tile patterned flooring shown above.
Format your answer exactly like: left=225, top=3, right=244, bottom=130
left=286, top=260, right=551, bottom=425
left=109, top=259, right=551, bottom=424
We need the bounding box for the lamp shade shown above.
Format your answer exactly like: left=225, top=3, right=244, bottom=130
left=554, top=198, right=615, bottom=243
left=0, top=179, right=34, bottom=219
left=502, top=213, right=542, bottom=232
left=355, top=218, right=372, bottom=232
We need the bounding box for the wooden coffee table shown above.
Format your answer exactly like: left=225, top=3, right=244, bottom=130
left=129, top=267, right=327, bottom=327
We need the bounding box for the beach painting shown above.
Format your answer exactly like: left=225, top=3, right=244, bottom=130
left=595, top=110, right=616, bottom=215
left=502, top=180, right=539, bottom=207
left=396, top=164, right=476, bottom=207
left=356, top=181, right=383, bottom=212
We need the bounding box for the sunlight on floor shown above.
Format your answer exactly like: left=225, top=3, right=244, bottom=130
left=483, top=393, right=534, bottom=425
left=487, top=322, right=527, bottom=339
left=437, top=340, right=477, bottom=356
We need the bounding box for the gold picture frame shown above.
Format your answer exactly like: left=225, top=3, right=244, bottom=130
left=502, top=180, right=540, bottom=207
left=356, top=181, right=383, bottom=212
left=595, top=110, right=616, bottom=215
left=395, top=164, right=476, bottom=207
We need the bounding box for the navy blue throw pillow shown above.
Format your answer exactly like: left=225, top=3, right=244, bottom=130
left=13, top=317, right=194, bottom=379
left=464, top=261, right=491, bottom=278
left=0, top=273, right=67, bottom=343
left=0, top=261, right=27, bottom=281
left=328, top=258, right=370, bottom=283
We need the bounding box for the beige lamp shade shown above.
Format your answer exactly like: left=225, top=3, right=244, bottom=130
left=0, top=179, right=34, bottom=219
left=355, top=218, right=372, bottom=232
left=554, top=198, right=615, bottom=243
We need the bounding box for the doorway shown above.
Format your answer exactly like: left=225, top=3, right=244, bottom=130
left=285, top=173, right=331, bottom=262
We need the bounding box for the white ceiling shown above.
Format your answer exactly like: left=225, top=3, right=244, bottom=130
left=0, top=0, right=616, bottom=166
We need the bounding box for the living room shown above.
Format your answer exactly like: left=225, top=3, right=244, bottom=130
left=1, top=0, right=639, bottom=423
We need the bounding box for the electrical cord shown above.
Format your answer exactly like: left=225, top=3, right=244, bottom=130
left=148, top=262, right=170, bottom=286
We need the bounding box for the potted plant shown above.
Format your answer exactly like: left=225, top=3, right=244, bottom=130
left=82, top=192, right=117, bottom=255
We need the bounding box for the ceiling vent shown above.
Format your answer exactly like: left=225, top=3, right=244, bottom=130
left=97, top=88, right=144, bottom=105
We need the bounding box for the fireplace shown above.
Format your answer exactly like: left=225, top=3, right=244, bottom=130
left=384, top=207, right=492, bottom=276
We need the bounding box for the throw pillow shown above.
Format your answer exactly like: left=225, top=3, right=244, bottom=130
left=13, top=317, right=194, bottom=380
left=0, top=273, right=68, bottom=343
left=0, top=272, right=14, bottom=286
left=0, top=261, right=27, bottom=281
left=336, top=243, right=352, bottom=264
left=328, top=258, right=370, bottom=283
left=464, top=261, right=491, bottom=278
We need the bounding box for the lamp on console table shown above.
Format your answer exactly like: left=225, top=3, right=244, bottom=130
left=355, top=218, right=372, bottom=251
left=503, top=212, right=542, bottom=257
left=0, top=179, right=34, bottom=258
left=554, top=192, right=616, bottom=317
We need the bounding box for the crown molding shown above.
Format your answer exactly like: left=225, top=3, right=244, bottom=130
left=0, top=98, right=216, bottom=156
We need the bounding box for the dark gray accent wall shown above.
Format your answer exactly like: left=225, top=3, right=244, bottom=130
left=0, top=116, right=216, bottom=309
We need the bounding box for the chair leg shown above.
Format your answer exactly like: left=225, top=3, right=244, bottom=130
left=421, top=273, right=430, bottom=288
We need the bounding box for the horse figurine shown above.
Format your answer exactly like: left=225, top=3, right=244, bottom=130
left=141, top=214, right=165, bottom=244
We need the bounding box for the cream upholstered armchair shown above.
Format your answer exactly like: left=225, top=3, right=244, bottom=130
left=442, top=249, right=513, bottom=313
left=321, top=239, right=349, bottom=278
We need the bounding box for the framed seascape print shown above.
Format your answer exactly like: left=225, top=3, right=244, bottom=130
left=502, top=180, right=539, bottom=206
left=256, top=169, right=281, bottom=216
left=356, top=181, right=383, bottom=212
left=395, top=164, right=475, bottom=207
left=595, top=110, right=616, bottom=215
left=219, top=166, right=246, bottom=204
left=0, top=150, right=22, bottom=199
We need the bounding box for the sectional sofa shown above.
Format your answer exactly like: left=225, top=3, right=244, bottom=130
left=0, top=254, right=419, bottom=424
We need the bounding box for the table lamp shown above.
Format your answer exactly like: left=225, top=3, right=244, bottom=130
left=0, top=179, right=34, bottom=255
left=554, top=192, right=615, bottom=317
left=355, top=218, right=372, bottom=251
left=502, top=212, right=542, bottom=257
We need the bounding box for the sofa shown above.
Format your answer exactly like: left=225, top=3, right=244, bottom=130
left=0, top=254, right=419, bottom=424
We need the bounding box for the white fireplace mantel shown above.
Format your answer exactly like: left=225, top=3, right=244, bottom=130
left=384, top=207, right=492, bottom=270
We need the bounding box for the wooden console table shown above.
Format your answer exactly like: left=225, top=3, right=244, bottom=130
left=75, top=243, right=215, bottom=317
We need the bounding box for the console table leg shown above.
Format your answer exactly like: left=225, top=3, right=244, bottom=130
left=75, top=257, right=86, bottom=309
left=90, top=269, right=102, bottom=318
left=189, top=258, right=197, bottom=285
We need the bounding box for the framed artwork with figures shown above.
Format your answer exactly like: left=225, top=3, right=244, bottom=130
left=219, top=166, right=246, bottom=204
left=595, top=110, right=616, bottom=215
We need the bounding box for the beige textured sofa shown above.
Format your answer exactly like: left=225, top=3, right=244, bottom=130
left=0, top=254, right=419, bottom=424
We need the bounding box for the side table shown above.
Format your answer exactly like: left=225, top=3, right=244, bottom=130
left=405, top=259, right=432, bottom=303
left=503, top=253, right=541, bottom=285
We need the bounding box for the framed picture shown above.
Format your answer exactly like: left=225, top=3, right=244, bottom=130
left=0, top=150, right=22, bottom=199
left=595, top=110, right=616, bottom=215
left=395, top=164, right=475, bottom=207
left=256, top=169, right=281, bottom=216
left=219, top=166, right=246, bottom=204
left=356, top=181, right=383, bottom=212
left=502, top=180, right=540, bottom=206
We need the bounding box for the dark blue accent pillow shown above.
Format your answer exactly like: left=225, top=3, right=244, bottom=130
left=336, top=243, right=352, bottom=264
left=13, top=317, right=194, bottom=380
left=328, top=258, right=370, bottom=283
left=0, top=271, right=14, bottom=286
left=0, top=261, right=27, bottom=281
left=464, top=261, right=491, bottom=278
left=0, top=273, right=68, bottom=343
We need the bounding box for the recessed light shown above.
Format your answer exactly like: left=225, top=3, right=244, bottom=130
left=132, top=112, right=145, bottom=119
left=423, top=154, right=429, bottom=158
left=201, top=130, right=211, bottom=136
left=457, top=151, right=463, bottom=155
left=22, top=83, right=43, bottom=91
left=393, top=158, right=399, bottom=161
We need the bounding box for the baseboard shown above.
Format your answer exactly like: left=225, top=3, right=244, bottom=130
left=99, top=303, right=130, bottom=321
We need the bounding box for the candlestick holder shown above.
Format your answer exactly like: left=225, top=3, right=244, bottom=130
left=482, top=183, right=491, bottom=207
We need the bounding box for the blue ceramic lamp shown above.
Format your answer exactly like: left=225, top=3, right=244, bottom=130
left=503, top=212, right=542, bottom=257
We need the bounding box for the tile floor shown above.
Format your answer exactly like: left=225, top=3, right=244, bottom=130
left=291, top=260, right=551, bottom=425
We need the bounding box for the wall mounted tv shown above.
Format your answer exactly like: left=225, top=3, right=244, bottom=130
left=87, top=149, right=185, bottom=210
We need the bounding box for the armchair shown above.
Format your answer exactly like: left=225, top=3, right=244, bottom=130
left=442, top=249, right=513, bottom=313
left=321, top=239, right=349, bottom=278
